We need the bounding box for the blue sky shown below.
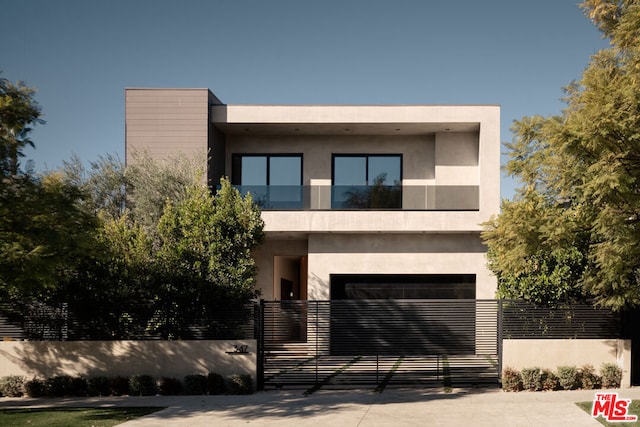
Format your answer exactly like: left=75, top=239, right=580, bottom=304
left=2, top=0, right=609, bottom=199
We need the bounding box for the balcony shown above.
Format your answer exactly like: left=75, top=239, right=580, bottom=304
left=231, top=185, right=479, bottom=211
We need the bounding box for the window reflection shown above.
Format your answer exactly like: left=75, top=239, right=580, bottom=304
left=332, top=155, right=402, bottom=209
left=232, top=154, right=302, bottom=209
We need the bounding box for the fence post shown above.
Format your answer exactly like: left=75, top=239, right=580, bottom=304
left=315, top=301, right=319, bottom=385
left=497, top=299, right=503, bottom=382
left=256, top=300, right=265, bottom=391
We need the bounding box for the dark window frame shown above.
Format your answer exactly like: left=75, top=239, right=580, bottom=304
left=231, top=153, right=303, bottom=186
left=331, top=153, right=403, bottom=186
left=331, top=154, right=403, bottom=209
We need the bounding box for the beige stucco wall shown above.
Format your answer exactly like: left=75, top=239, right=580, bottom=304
left=254, top=233, right=495, bottom=301
left=0, top=340, right=256, bottom=382
left=502, top=339, right=631, bottom=388
left=225, top=134, right=438, bottom=182
left=306, top=233, right=494, bottom=300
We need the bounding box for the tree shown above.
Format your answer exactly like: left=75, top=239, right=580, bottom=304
left=153, top=178, right=264, bottom=337
left=0, top=172, right=101, bottom=299
left=57, top=154, right=265, bottom=339
left=0, top=76, right=44, bottom=176
left=483, top=0, right=640, bottom=310
left=126, top=150, right=206, bottom=237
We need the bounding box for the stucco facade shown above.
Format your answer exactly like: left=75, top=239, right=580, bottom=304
left=125, top=88, right=500, bottom=302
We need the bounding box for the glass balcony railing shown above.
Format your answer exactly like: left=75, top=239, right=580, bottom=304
left=231, top=185, right=480, bottom=211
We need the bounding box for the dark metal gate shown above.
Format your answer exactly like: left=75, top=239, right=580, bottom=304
left=257, top=300, right=500, bottom=392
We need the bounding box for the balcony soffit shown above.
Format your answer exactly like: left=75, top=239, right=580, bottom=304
left=213, top=122, right=480, bottom=136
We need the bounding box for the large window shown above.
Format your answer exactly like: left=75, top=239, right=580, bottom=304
left=232, top=154, right=302, bottom=209
left=332, top=154, right=402, bottom=209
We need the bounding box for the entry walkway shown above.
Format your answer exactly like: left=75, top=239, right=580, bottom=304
left=3, top=388, right=640, bottom=426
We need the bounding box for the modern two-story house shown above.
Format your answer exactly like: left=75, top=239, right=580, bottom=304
left=125, top=87, right=500, bottom=307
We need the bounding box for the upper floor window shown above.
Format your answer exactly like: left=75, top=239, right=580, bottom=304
left=332, top=154, right=402, bottom=209
left=232, top=154, right=302, bottom=209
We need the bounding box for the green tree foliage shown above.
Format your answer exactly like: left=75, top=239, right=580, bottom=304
left=0, top=76, right=265, bottom=338
left=0, top=78, right=99, bottom=300
left=59, top=155, right=264, bottom=338
left=126, top=151, right=205, bottom=237
left=0, top=172, right=100, bottom=299
left=483, top=0, right=640, bottom=310
left=0, top=75, right=44, bottom=176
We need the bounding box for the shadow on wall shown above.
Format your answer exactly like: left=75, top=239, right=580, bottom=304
left=0, top=340, right=256, bottom=379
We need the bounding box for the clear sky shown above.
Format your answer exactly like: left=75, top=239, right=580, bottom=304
left=2, top=0, right=609, bottom=200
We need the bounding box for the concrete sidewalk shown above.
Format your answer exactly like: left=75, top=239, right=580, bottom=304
left=3, top=387, right=640, bottom=426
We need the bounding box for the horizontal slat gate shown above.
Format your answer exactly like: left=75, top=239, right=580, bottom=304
left=260, top=300, right=500, bottom=391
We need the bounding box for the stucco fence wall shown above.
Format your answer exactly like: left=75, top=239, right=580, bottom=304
left=502, top=339, right=631, bottom=388
left=0, top=340, right=256, bottom=389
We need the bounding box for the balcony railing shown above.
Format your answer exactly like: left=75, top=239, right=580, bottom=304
left=231, top=185, right=480, bottom=211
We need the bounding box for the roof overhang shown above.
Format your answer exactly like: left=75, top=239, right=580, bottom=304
left=212, top=104, right=497, bottom=136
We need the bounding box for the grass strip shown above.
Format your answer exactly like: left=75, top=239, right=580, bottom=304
left=0, top=407, right=163, bottom=427
left=303, top=355, right=362, bottom=396
left=374, top=356, right=404, bottom=394
left=576, top=400, right=640, bottom=427
left=442, top=355, right=453, bottom=393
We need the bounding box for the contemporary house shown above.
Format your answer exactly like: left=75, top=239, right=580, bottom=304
left=125, top=88, right=501, bottom=305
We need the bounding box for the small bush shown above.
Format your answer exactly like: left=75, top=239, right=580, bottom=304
left=69, top=377, right=88, bottom=396
left=520, top=367, right=543, bottom=391
left=158, top=377, right=182, bottom=395
left=87, top=376, right=110, bottom=396
left=225, top=374, right=252, bottom=395
left=580, top=365, right=601, bottom=390
left=184, top=374, right=207, bottom=395
left=46, top=375, right=73, bottom=397
left=109, top=376, right=130, bottom=396
left=129, top=375, right=157, bottom=396
left=541, top=369, right=559, bottom=391
left=601, top=363, right=623, bottom=389
left=501, top=367, right=522, bottom=392
left=0, top=376, right=24, bottom=397
left=207, top=372, right=225, bottom=395
left=24, top=378, right=46, bottom=398
left=557, top=366, right=580, bottom=390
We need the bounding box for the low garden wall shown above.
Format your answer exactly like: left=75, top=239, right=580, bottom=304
left=0, top=340, right=256, bottom=383
left=502, top=339, right=631, bottom=388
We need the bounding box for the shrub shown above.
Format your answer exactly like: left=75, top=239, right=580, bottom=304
left=580, top=365, right=601, bottom=390
left=87, top=376, right=110, bottom=396
left=520, top=367, right=543, bottom=391
left=556, top=366, right=580, bottom=390
left=129, top=375, right=157, bottom=396
left=184, top=374, right=207, bottom=395
left=541, top=369, right=559, bottom=391
left=0, top=376, right=24, bottom=397
left=501, top=367, right=522, bottom=392
left=46, top=375, right=73, bottom=397
left=207, top=372, right=225, bottom=395
left=109, top=376, right=130, bottom=396
left=24, top=378, right=46, bottom=398
left=69, top=377, right=88, bottom=396
left=158, top=377, right=182, bottom=395
left=225, top=374, right=252, bottom=395
left=601, top=363, right=623, bottom=389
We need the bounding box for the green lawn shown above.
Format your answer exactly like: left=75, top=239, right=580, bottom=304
left=576, top=400, right=640, bottom=427
left=0, top=407, right=164, bottom=427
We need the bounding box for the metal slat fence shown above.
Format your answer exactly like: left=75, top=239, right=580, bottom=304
left=500, top=300, right=620, bottom=339
left=0, top=301, right=256, bottom=341
left=259, top=300, right=501, bottom=390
